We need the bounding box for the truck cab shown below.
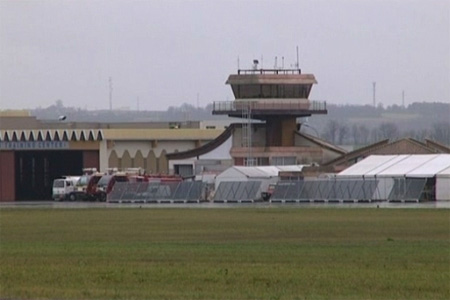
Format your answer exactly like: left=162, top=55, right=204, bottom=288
left=96, top=173, right=129, bottom=201
left=52, top=177, right=80, bottom=201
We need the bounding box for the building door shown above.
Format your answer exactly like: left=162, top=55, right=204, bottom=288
left=15, top=151, right=83, bottom=200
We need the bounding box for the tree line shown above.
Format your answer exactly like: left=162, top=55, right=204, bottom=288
left=30, top=100, right=450, bottom=146
left=320, top=119, right=449, bottom=146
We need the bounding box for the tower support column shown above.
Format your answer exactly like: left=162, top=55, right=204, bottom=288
left=266, top=117, right=296, bottom=147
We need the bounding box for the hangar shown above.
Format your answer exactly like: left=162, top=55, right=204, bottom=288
left=0, top=112, right=223, bottom=201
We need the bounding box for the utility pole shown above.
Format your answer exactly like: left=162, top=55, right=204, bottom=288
left=402, top=90, right=405, bottom=107
left=372, top=82, right=376, bottom=107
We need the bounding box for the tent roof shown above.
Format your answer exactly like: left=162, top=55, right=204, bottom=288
left=338, top=155, right=398, bottom=176
left=437, top=166, right=450, bottom=177
left=222, top=165, right=306, bottom=179
left=364, top=155, right=410, bottom=176
left=337, top=154, right=450, bottom=178
left=377, top=154, right=439, bottom=177
left=407, top=155, right=450, bottom=177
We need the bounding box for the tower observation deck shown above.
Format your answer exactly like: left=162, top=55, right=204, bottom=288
left=212, top=68, right=327, bottom=148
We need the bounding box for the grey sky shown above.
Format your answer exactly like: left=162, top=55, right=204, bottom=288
left=1, top=0, right=449, bottom=111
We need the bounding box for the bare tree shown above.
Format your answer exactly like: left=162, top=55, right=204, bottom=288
left=351, top=124, right=359, bottom=145
left=322, top=120, right=340, bottom=144
left=338, top=123, right=349, bottom=145
left=431, top=122, right=450, bottom=144
left=359, top=125, right=370, bottom=145
left=378, top=122, right=399, bottom=140
left=415, top=129, right=431, bottom=142
left=370, top=127, right=381, bottom=143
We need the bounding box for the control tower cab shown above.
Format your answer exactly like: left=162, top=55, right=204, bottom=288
left=213, top=67, right=327, bottom=149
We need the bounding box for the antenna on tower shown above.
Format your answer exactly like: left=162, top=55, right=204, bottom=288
left=296, top=46, right=299, bottom=70
left=109, top=77, right=113, bottom=111
left=252, top=59, right=259, bottom=70
left=282, top=56, right=284, bottom=69
left=274, top=56, right=278, bottom=69
left=237, top=56, right=240, bottom=70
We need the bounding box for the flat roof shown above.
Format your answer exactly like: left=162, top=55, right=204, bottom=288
left=103, top=128, right=223, bottom=140
left=226, top=74, right=317, bottom=85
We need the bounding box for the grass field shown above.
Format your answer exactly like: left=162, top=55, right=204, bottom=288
left=0, top=207, right=449, bottom=299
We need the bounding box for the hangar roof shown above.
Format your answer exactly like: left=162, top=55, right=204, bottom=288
left=0, top=128, right=223, bottom=142
left=0, top=129, right=104, bottom=142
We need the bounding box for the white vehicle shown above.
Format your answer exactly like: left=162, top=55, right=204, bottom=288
left=52, top=176, right=80, bottom=201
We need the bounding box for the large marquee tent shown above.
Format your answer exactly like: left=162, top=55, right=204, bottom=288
left=337, top=154, right=450, bottom=201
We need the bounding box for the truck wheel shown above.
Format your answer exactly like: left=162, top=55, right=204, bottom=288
left=69, top=193, right=77, bottom=201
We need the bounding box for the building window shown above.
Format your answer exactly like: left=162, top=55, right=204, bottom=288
left=174, top=164, right=194, bottom=177
left=272, top=156, right=297, bottom=166
left=244, top=157, right=269, bottom=166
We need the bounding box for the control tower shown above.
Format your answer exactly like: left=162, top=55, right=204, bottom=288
left=212, top=64, right=327, bottom=165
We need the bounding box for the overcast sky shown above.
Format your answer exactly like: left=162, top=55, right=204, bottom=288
left=1, top=0, right=449, bottom=111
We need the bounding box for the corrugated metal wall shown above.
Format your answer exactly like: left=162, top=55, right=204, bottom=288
left=0, top=151, right=15, bottom=201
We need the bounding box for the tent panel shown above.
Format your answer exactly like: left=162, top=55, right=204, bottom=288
left=437, top=166, right=450, bottom=177
left=407, top=154, right=450, bottom=177
left=377, top=155, right=439, bottom=177
left=436, top=177, right=450, bottom=201
left=338, top=155, right=398, bottom=176
left=364, top=155, right=410, bottom=176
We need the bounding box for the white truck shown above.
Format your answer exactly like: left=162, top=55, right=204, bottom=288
left=52, top=176, right=80, bottom=201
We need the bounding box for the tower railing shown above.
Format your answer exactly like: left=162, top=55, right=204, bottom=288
left=212, top=100, right=327, bottom=113
left=237, top=69, right=302, bottom=75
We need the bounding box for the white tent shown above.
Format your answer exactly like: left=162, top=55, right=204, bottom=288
left=337, top=154, right=450, bottom=201
left=215, top=165, right=306, bottom=197
left=436, top=166, right=450, bottom=201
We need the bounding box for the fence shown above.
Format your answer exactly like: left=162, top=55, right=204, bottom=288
left=107, top=178, right=429, bottom=204
left=270, top=177, right=429, bottom=203
left=213, top=181, right=262, bottom=203
left=108, top=181, right=207, bottom=203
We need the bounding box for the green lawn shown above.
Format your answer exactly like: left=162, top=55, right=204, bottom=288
left=0, top=208, right=449, bottom=299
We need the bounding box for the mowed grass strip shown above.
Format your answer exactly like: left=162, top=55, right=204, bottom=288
left=0, top=208, right=449, bottom=300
